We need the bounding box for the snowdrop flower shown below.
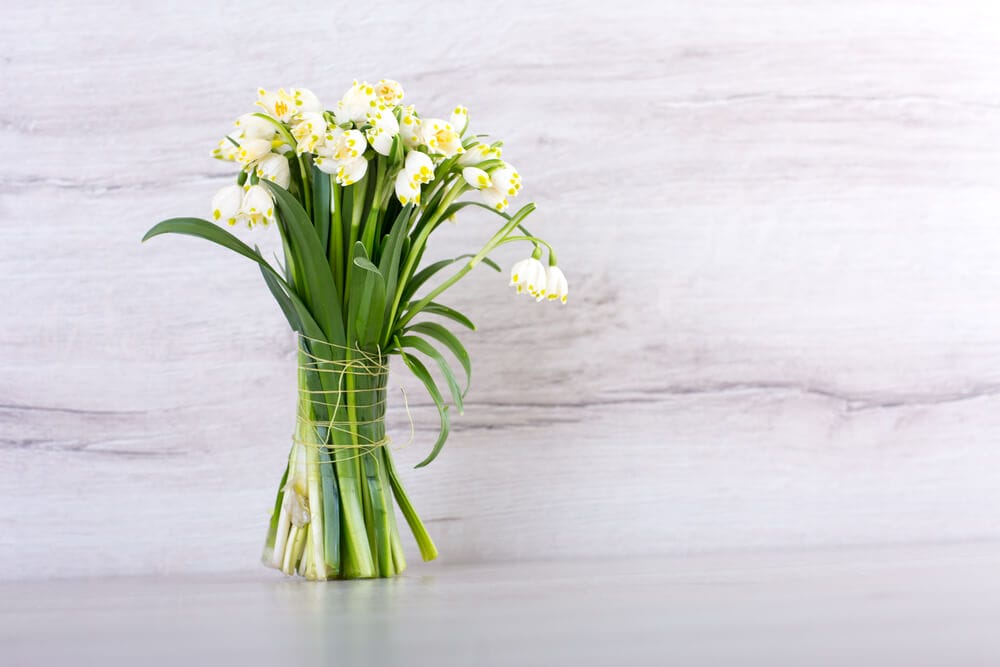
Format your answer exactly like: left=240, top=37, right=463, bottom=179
left=256, top=87, right=323, bottom=123
left=509, top=257, right=547, bottom=299
left=479, top=162, right=521, bottom=212
left=238, top=184, right=276, bottom=228
left=461, top=167, right=491, bottom=189
left=255, top=153, right=291, bottom=189
left=420, top=118, right=464, bottom=157
left=399, top=105, right=422, bottom=149
left=237, top=138, right=273, bottom=168
left=374, top=79, right=404, bottom=106
left=393, top=151, right=436, bottom=204
left=366, top=105, right=399, bottom=156
left=334, top=80, right=377, bottom=125
left=234, top=113, right=276, bottom=141
left=449, top=106, right=469, bottom=135
left=211, top=184, right=244, bottom=226
left=545, top=265, right=568, bottom=304
left=458, top=141, right=501, bottom=167
left=290, top=111, right=327, bottom=155
left=314, top=127, right=369, bottom=185
left=211, top=134, right=240, bottom=161
left=405, top=150, right=435, bottom=185
left=394, top=170, right=421, bottom=205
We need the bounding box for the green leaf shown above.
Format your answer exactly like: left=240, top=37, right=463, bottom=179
left=416, top=302, right=476, bottom=331
left=143, top=217, right=326, bottom=339
left=399, top=334, right=464, bottom=413
left=398, top=340, right=451, bottom=468
left=311, top=162, right=331, bottom=254
left=404, top=321, right=471, bottom=393
left=347, top=242, right=386, bottom=346
left=264, top=182, right=346, bottom=347
left=317, top=444, right=341, bottom=575
left=400, top=253, right=499, bottom=306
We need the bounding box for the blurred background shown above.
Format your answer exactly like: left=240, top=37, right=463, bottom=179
left=3, top=0, right=1000, bottom=581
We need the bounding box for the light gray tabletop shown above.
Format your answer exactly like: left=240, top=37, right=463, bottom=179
left=3, top=543, right=1000, bottom=666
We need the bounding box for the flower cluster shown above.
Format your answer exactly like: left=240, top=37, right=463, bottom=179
left=208, top=79, right=566, bottom=305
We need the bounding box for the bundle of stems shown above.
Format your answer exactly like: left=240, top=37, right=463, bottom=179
left=143, top=80, right=567, bottom=578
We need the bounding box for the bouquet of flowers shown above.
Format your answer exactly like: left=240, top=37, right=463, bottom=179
left=143, top=79, right=567, bottom=580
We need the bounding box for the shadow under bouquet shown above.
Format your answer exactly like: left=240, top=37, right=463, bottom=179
left=144, top=80, right=567, bottom=580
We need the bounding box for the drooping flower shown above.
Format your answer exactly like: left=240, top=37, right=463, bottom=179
left=394, top=170, right=421, bottom=205
left=399, top=105, right=422, bottom=149
left=256, top=87, right=323, bottom=123
left=290, top=111, right=327, bottom=155
left=450, top=106, right=469, bottom=135
left=314, top=128, right=369, bottom=185
left=545, top=265, right=568, bottom=304
left=211, top=184, right=244, bottom=226
left=236, top=138, right=273, bottom=168
left=420, top=118, right=464, bottom=157
left=405, top=150, right=435, bottom=185
left=234, top=113, right=276, bottom=141
left=374, top=79, right=404, bottom=106
left=334, top=80, right=377, bottom=125
left=211, top=134, right=240, bottom=162
left=479, top=162, right=521, bottom=212
left=509, top=257, right=547, bottom=299
left=238, top=184, right=276, bottom=228
left=255, top=153, right=291, bottom=189
left=461, top=167, right=491, bottom=190
left=458, top=141, right=501, bottom=167
left=366, top=105, right=399, bottom=156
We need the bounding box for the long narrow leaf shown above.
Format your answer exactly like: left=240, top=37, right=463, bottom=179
left=264, top=182, right=346, bottom=347
left=404, top=321, right=471, bottom=392
left=398, top=341, right=451, bottom=468
left=399, top=334, right=464, bottom=413
left=412, top=301, right=476, bottom=331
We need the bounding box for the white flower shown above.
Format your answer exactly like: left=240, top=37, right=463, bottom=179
left=462, top=167, right=491, bottom=189
left=234, top=113, right=276, bottom=141
left=255, top=153, right=291, bottom=189
left=314, top=128, right=369, bottom=185
left=545, top=265, right=568, bottom=304
left=290, top=111, right=327, bottom=155
left=366, top=105, right=399, bottom=156
left=374, top=79, right=404, bottom=106
left=458, top=141, right=501, bottom=167
left=238, top=184, right=276, bottom=228
left=394, top=169, right=421, bottom=205
left=334, top=80, right=377, bottom=125
left=236, top=138, right=273, bottom=167
left=392, top=150, right=436, bottom=204
left=256, top=87, right=322, bottom=123
left=450, top=105, right=469, bottom=135
left=334, top=157, right=368, bottom=186
left=420, top=118, right=464, bottom=157
left=509, top=257, right=547, bottom=299
left=405, top=150, right=435, bottom=185
left=211, top=134, right=240, bottom=162
left=291, top=88, right=323, bottom=115
left=211, top=185, right=244, bottom=226
left=399, top=105, right=422, bottom=149
left=479, top=162, right=521, bottom=212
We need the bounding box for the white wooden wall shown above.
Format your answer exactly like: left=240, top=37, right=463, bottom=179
left=3, top=0, right=1000, bottom=579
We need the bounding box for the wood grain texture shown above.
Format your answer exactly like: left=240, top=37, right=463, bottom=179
left=3, top=0, right=1000, bottom=579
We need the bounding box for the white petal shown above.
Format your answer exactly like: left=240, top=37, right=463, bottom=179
left=374, top=79, right=404, bottom=106
left=292, top=88, right=323, bottom=114
left=336, top=156, right=368, bottom=186
left=255, top=153, right=291, bottom=189
left=449, top=105, right=468, bottom=134
left=235, top=113, right=276, bottom=141
left=405, top=150, right=435, bottom=184
left=462, top=167, right=491, bottom=190
left=480, top=187, right=508, bottom=212
left=237, top=139, right=273, bottom=167
left=394, top=169, right=421, bottom=205
left=211, top=185, right=244, bottom=226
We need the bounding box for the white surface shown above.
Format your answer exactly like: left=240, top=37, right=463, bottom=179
left=4, top=543, right=1000, bottom=666
left=3, top=0, right=1000, bottom=579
